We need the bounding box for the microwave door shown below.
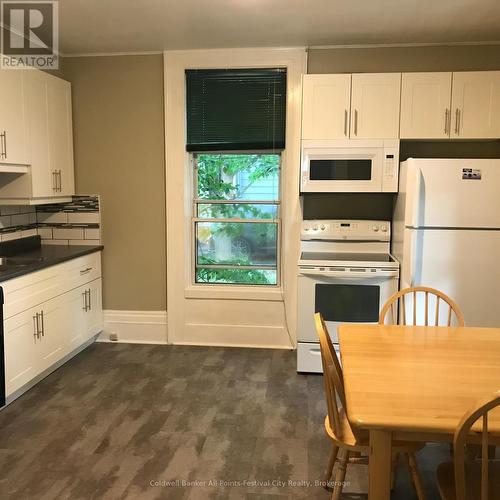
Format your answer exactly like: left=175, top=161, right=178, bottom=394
left=301, top=148, right=383, bottom=192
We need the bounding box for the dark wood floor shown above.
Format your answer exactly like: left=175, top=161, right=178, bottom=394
left=0, top=343, right=449, bottom=499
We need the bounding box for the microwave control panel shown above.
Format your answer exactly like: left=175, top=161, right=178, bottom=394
left=381, top=144, right=400, bottom=192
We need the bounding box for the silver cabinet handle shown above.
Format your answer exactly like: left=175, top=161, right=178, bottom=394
left=344, top=109, right=348, bottom=136
left=40, top=310, right=44, bottom=337
left=444, top=109, right=449, bottom=135
left=455, top=108, right=460, bottom=135
left=0, top=131, right=6, bottom=159
left=354, top=109, right=358, bottom=136
left=87, top=289, right=91, bottom=311
left=80, top=267, right=92, bottom=275
left=82, top=290, right=87, bottom=311
left=33, top=315, right=39, bottom=342
left=52, top=170, right=62, bottom=191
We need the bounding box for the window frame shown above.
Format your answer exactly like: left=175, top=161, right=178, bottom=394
left=191, top=151, right=282, bottom=288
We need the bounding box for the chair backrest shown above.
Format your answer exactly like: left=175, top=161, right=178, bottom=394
left=453, top=391, right=500, bottom=500
left=315, top=313, right=362, bottom=442
left=379, top=286, right=465, bottom=327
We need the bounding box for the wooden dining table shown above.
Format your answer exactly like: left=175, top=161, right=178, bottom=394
left=338, top=324, right=500, bottom=500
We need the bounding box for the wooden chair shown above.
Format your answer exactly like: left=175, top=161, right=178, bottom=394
left=379, top=286, right=465, bottom=327
left=315, top=313, right=427, bottom=500
left=436, top=391, right=500, bottom=500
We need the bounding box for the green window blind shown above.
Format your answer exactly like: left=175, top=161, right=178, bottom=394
left=186, top=68, right=287, bottom=152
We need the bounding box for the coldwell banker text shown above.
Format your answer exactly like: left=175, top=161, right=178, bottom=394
left=1, top=1, right=59, bottom=69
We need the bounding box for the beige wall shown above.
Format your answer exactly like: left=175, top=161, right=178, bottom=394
left=60, top=44, right=500, bottom=311
left=307, top=44, right=500, bottom=73
left=63, top=54, right=166, bottom=310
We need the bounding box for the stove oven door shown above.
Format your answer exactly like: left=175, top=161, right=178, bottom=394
left=298, top=269, right=399, bottom=350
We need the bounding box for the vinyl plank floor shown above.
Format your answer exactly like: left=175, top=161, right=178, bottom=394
left=0, top=343, right=449, bottom=499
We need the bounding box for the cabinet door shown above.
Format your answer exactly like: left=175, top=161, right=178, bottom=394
left=37, top=297, right=67, bottom=372
left=4, top=306, right=41, bottom=396
left=23, top=71, right=55, bottom=197
left=351, top=73, right=401, bottom=138
left=85, top=278, right=103, bottom=340
left=60, top=285, right=87, bottom=352
left=451, top=71, right=500, bottom=139
left=302, top=74, right=351, bottom=140
left=0, top=70, right=28, bottom=165
left=47, top=76, right=75, bottom=196
left=400, top=73, right=452, bottom=139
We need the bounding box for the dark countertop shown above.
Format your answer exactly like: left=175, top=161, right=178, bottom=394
left=0, top=236, right=103, bottom=283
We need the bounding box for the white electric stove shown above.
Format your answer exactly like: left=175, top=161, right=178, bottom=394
left=297, top=219, right=400, bottom=373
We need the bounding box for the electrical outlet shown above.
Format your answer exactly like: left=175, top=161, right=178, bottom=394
left=109, top=333, right=118, bottom=342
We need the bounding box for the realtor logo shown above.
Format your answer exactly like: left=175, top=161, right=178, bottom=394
left=1, top=1, right=59, bottom=69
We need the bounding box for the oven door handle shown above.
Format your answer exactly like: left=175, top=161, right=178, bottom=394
left=299, top=269, right=399, bottom=279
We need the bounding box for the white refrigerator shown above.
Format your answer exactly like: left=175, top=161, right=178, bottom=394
left=393, top=158, right=500, bottom=327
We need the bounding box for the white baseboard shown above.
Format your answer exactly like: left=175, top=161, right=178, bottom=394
left=179, top=323, right=294, bottom=349
left=97, top=311, right=293, bottom=349
left=97, top=310, right=168, bottom=345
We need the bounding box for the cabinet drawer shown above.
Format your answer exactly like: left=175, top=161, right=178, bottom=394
left=62, top=252, right=101, bottom=290
left=2, top=251, right=102, bottom=319
left=3, top=266, right=60, bottom=319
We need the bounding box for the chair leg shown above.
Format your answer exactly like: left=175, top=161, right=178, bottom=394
left=405, top=452, right=426, bottom=500
left=332, top=449, right=349, bottom=500
left=323, top=444, right=339, bottom=485
left=391, top=452, right=399, bottom=490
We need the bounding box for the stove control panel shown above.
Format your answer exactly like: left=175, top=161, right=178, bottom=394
left=301, top=220, right=390, bottom=241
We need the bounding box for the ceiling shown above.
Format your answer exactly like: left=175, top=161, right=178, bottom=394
left=59, top=0, right=500, bottom=54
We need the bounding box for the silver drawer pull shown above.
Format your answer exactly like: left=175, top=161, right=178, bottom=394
left=33, top=315, right=39, bottom=341
left=40, top=310, right=44, bottom=337
left=80, top=267, right=93, bottom=275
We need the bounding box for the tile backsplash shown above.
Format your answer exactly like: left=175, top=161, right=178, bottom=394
left=0, top=195, right=101, bottom=246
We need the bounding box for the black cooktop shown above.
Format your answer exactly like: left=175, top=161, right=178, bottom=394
left=300, top=252, right=396, bottom=263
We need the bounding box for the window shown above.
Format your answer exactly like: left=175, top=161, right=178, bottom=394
left=193, top=153, right=280, bottom=285
left=186, top=67, right=286, bottom=286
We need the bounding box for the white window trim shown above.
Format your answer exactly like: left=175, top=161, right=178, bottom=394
left=164, top=48, right=306, bottom=306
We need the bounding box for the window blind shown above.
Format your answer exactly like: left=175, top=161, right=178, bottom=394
left=186, top=68, right=287, bottom=152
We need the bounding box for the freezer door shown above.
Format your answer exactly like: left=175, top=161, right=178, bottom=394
left=404, top=228, right=500, bottom=327
left=405, top=159, right=500, bottom=229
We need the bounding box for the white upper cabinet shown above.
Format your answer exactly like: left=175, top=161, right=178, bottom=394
left=350, top=73, right=401, bottom=139
left=47, top=76, right=75, bottom=196
left=400, top=73, right=453, bottom=139
left=23, top=70, right=53, bottom=197
left=451, top=71, right=500, bottom=139
left=302, top=74, right=352, bottom=140
left=0, top=70, right=75, bottom=203
left=0, top=70, right=29, bottom=165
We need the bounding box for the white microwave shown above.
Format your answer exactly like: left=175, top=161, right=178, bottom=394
left=300, top=139, right=400, bottom=193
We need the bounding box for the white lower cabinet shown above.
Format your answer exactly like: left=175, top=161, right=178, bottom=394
left=65, top=279, right=103, bottom=352
left=37, top=295, right=67, bottom=372
left=4, top=305, right=40, bottom=396
left=3, top=252, right=103, bottom=400
left=85, top=278, right=103, bottom=339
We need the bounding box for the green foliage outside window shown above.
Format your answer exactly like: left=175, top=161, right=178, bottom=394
left=195, top=154, right=280, bottom=285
